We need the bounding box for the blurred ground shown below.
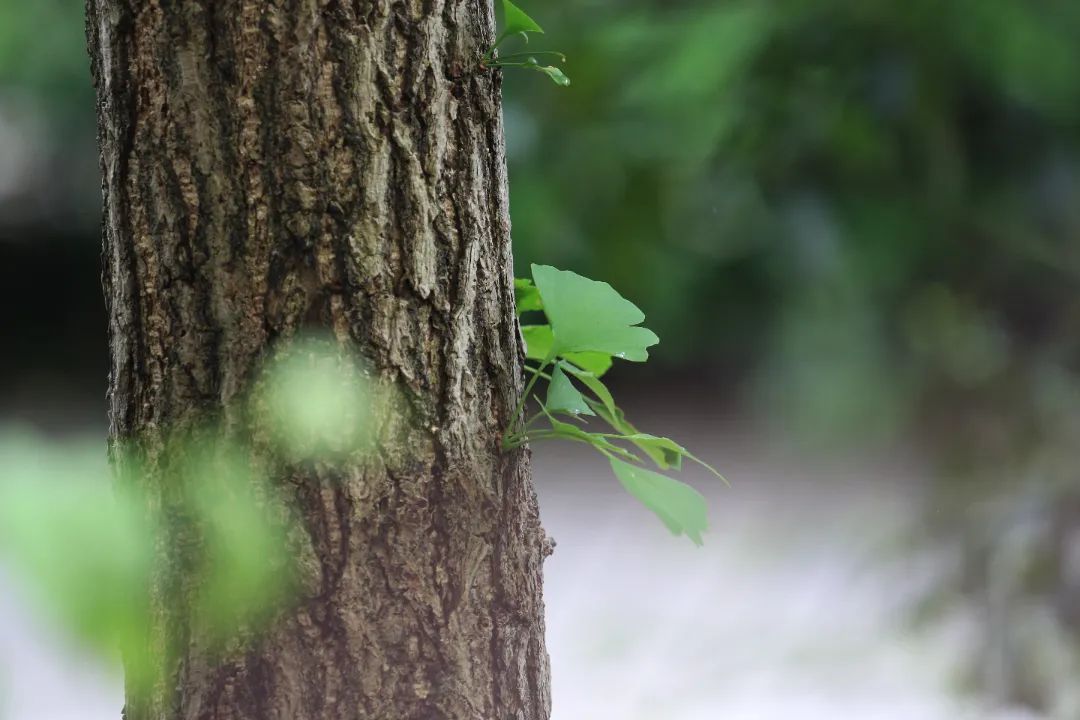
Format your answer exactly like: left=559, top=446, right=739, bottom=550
left=0, top=409, right=1042, bottom=720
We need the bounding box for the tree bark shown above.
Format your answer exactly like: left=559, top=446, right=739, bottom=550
left=85, top=1, right=551, bottom=718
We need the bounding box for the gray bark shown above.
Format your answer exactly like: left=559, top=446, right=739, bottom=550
left=85, top=1, right=551, bottom=718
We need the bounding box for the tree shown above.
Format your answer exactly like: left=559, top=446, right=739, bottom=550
left=86, top=2, right=551, bottom=718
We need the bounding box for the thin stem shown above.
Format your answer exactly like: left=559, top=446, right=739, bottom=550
left=484, top=60, right=539, bottom=69
left=516, top=429, right=563, bottom=441
left=491, top=51, right=566, bottom=62
left=502, top=355, right=552, bottom=447
left=523, top=366, right=552, bottom=381
left=521, top=430, right=628, bottom=465
left=502, top=434, right=526, bottom=450
left=483, top=30, right=524, bottom=63
left=516, top=360, right=548, bottom=421
left=501, top=411, right=548, bottom=449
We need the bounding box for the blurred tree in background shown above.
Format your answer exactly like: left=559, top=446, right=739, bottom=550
left=2, top=0, right=1080, bottom=714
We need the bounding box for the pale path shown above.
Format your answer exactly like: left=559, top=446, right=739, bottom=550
left=535, top=425, right=1038, bottom=720
left=0, top=428, right=1041, bottom=720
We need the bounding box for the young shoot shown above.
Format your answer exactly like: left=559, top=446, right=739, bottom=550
left=506, top=265, right=726, bottom=545
left=482, top=0, right=570, bottom=87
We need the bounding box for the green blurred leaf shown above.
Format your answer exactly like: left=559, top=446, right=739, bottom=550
left=0, top=438, right=149, bottom=658
left=0, top=432, right=296, bottom=685
left=531, top=264, right=659, bottom=360
left=182, top=447, right=289, bottom=633
left=609, top=458, right=708, bottom=545
left=259, top=339, right=375, bottom=460
left=546, top=365, right=595, bottom=416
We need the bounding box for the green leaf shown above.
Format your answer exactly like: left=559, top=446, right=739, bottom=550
left=502, top=0, right=544, bottom=36
left=546, top=365, right=595, bottom=417
left=563, top=351, right=612, bottom=377
left=181, top=447, right=289, bottom=632
left=626, top=433, right=727, bottom=481
left=531, top=264, right=659, bottom=360
left=536, top=65, right=571, bottom=86
left=522, top=324, right=554, bottom=362
left=0, top=463, right=151, bottom=654
left=260, top=340, right=373, bottom=460
left=515, top=277, right=543, bottom=315
left=623, top=433, right=686, bottom=470
left=585, top=397, right=633, bottom=434
left=609, top=458, right=708, bottom=545
left=560, top=363, right=625, bottom=427
left=525, top=327, right=612, bottom=376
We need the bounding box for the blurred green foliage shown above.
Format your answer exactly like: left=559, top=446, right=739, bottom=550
left=505, top=0, right=1080, bottom=444
left=0, top=430, right=291, bottom=685
left=0, top=340, right=382, bottom=685
left=0, top=0, right=93, bottom=125
left=0, top=433, right=150, bottom=655
left=259, top=339, right=377, bottom=461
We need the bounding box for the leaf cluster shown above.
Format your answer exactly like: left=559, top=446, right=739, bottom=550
left=506, top=265, right=725, bottom=545
left=482, top=0, right=570, bottom=87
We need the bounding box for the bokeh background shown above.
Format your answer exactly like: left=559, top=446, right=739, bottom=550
left=2, top=1, right=1079, bottom=718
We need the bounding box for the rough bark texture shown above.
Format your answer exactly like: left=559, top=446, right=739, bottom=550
left=85, top=1, right=551, bottom=718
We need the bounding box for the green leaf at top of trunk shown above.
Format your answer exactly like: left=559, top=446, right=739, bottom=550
left=546, top=365, right=595, bottom=417
left=609, top=458, right=708, bottom=546
left=530, top=264, right=659, bottom=361
left=502, top=0, right=544, bottom=37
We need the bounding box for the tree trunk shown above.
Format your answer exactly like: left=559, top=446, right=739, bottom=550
left=86, top=2, right=551, bottom=718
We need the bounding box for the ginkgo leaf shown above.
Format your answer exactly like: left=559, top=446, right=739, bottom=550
left=531, top=264, right=659, bottom=360
left=502, top=0, right=544, bottom=36
left=536, top=65, right=570, bottom=86
left=563, top=351, right=612, bottom=376
left=623, top=433, right=727, bottom=481
left=546, top=365, right=595, bottom=417
left=522, top=326, right=612, bottom=376
left=560, top=363, right=624, bottom=425
left=609, top=458, right=708, bottom=545
left=623, top=433, right=686, bottom=470
left=522, top=324, right=554, bottom=362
